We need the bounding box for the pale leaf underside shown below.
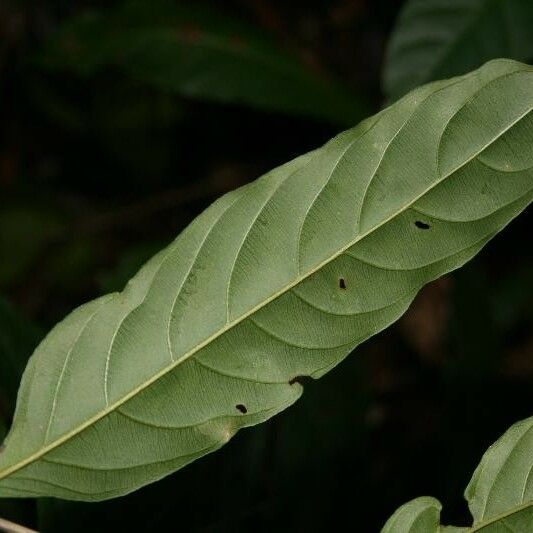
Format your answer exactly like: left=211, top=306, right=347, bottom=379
left=0, top=59, right=532, bottom=501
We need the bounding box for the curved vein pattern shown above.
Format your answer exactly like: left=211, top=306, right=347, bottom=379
left=1, top=59, right=532, bottom=501
left=466, top=417, right=533, bottom=529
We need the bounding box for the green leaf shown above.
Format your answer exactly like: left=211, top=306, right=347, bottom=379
left=381, top=497, right=447, bottom=533
left=381, top=416, right=533, bottom=532
left=0, top=58, right=531, bottom=501
left=38, top=0, right=365, bottom=124
left=383, top=0, right=533, bottom=101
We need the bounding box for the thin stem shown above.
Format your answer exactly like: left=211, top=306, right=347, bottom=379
left=0, top=517, right=38, bottom=533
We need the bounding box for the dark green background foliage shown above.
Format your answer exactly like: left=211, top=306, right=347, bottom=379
left=0, top=0, right=531, bottom=530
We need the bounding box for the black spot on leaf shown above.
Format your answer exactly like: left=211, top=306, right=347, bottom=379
left=415, top=220, right=430, bottom=229
left=339, top=278, right=347, bottom=289
left=236, top=404, right=247, bottom=414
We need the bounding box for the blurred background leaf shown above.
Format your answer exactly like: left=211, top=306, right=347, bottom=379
left=383, top=0, right=533, bottom=101
left=37, top=0, right=368, bottom=125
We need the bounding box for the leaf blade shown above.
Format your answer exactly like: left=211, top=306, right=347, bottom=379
left=0, top=59, right=532, bottom=501
left=381, top=497, right=443, bottom=533
left=466, top=417, right=533, bottom=531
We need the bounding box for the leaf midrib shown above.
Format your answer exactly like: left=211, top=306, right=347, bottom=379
left=0, top=88, right=530, bottom=483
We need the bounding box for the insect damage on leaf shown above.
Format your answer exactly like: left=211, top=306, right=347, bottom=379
left=414, top=220, right=430, bottom=229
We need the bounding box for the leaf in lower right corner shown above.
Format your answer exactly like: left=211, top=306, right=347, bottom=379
left=381, top=496, right=443, bottom=533
left=465, top=416, right=533, bottom=531
left=381, top=416, right=533, bottom=532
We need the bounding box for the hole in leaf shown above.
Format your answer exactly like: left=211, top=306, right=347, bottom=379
left=236, top=404, right=247, bottom=414
left=414, top=220, right=430, bottom=229
left=289, top=375, right=310, bottom=386
left=339, top=278, right=347, bottom=289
